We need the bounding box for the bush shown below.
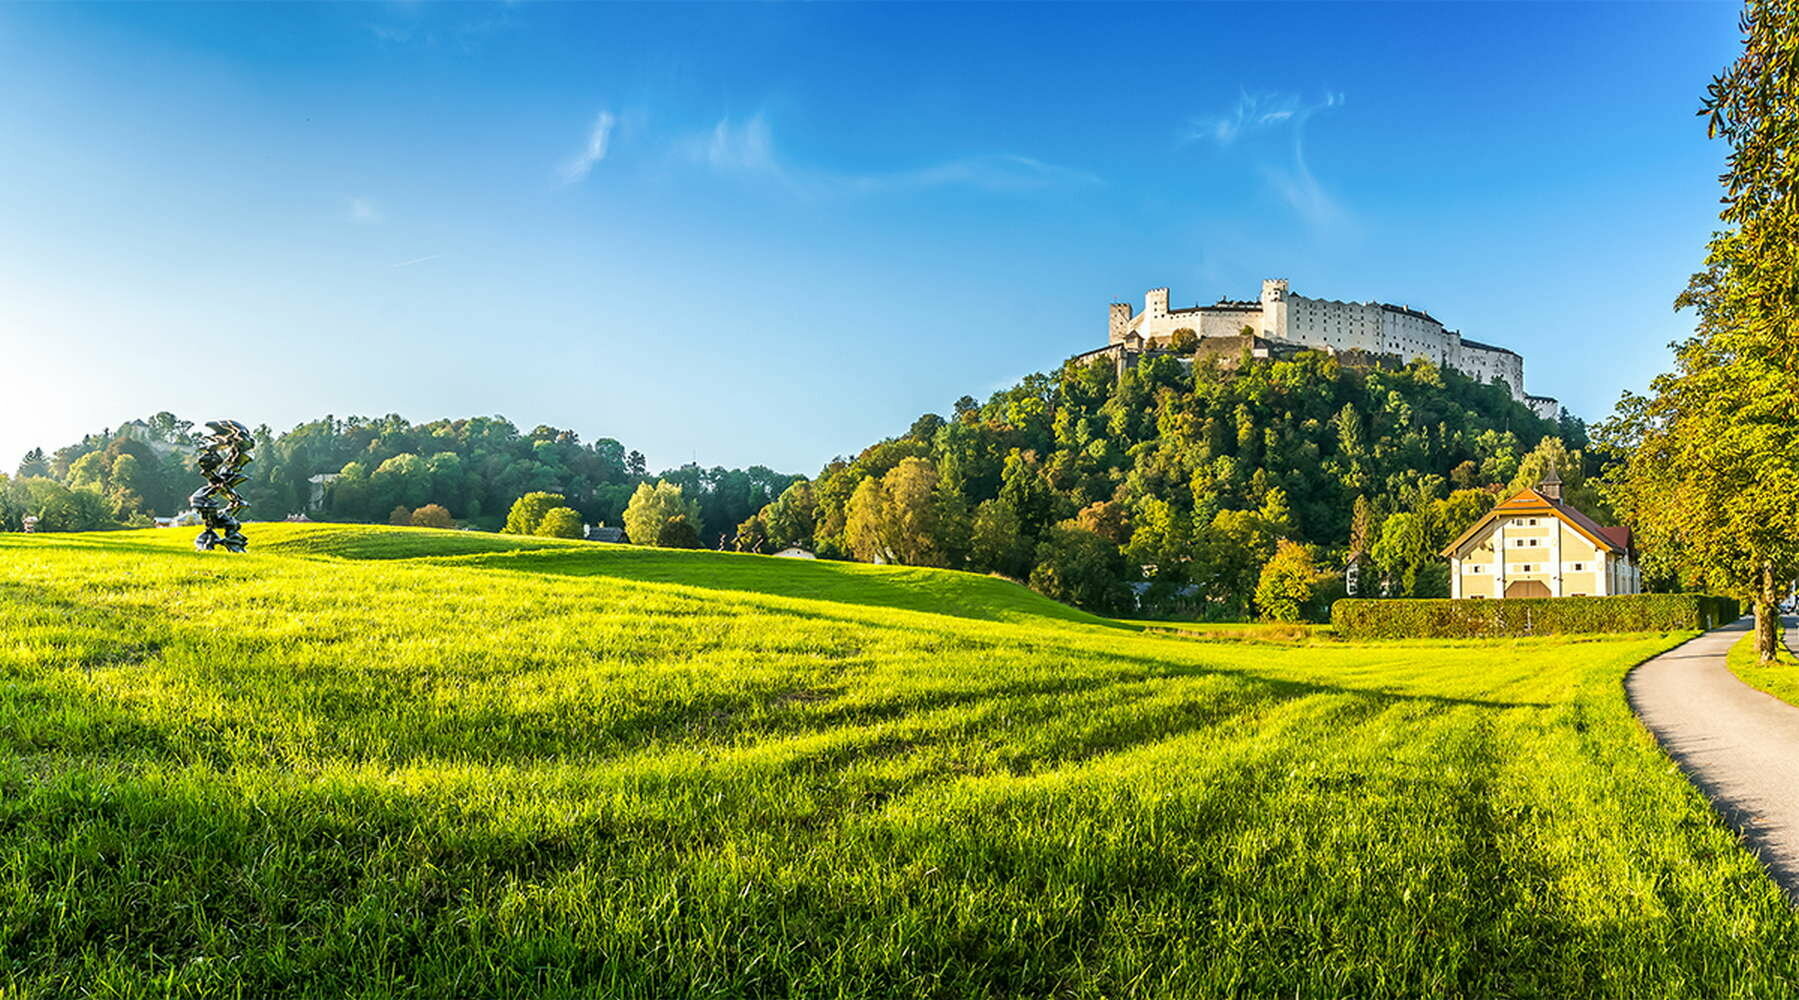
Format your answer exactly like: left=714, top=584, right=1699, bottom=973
left=1255, top=540, right=1318, bottom=623
left=504, top=492, right=567, bottom=535
left=388, top=505, right=413, bottom=526
left=1028, top=523, right=1130, bottom=615
left=536, top=507, right=584, bottom=539
left=623, top=482, right=701, bottom=548
left=411, top=504, right=454, bottom=529
left=1331, top=594, right=1742, bottom=639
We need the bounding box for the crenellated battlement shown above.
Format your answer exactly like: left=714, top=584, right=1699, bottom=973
left=1096, top=279, right=1559, bottom=420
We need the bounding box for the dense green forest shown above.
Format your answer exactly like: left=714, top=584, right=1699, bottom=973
left=735, top=349, right=1597, bottom=617
left=1, top=414, right=797, bottom=546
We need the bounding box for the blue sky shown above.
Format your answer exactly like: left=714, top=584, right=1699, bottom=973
left=0, top=2, right=1741, bottom=475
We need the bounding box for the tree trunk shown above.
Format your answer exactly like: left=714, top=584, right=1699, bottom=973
left=1755, top=561, right=1779, bottom=663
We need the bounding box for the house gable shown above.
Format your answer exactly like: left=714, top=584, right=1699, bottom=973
left=1441, top=488, right=1623, bottom=559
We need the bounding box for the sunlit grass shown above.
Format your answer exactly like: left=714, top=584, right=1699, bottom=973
left=0, top=524, right=1793, bottom=997
left=1725, top=627, right=1799, bottom=705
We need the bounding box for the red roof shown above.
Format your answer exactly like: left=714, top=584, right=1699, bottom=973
left=1441, top=486, right=1632, bottom=557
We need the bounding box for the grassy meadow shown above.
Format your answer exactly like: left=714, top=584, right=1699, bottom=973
left=1, top=524, right=1796, bottom=997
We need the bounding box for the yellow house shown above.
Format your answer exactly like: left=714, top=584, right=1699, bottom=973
left=1440, top=471, right=1641, bottom=599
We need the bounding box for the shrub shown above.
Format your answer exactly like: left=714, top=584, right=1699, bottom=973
left=623, top=482, right=701, bottom=548
left=411, top=504, right=454, bottom=529
left=1028, top=523, right=1130, bottom=615
left=1331, top=594, right=1742, bottom=639
left=504, top=492, right=566, bottom=535
left=388, top=505, right=413, bottom=526
left=536, top=507, right=584, bottom=539
left=1255, top=540, right=1319, bottom=623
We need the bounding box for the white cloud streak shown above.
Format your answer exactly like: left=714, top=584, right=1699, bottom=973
left=697, top=114, right=780, bottom=174
left=560, top=110, right=616, bottom=183
left=1188, top=91, right=1347, bottom=229
left=391, top=253, right=443, bottom=269
left=680, top=113, right=1098, bottom=197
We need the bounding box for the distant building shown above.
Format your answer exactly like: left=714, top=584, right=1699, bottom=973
left=773, top=546, right=817, bottom=559
left=1082, top=280, right=1560, bottom=420
left=586, top=525, right=625, bottom=543
left=1440, top=469, right=1640, bottom=598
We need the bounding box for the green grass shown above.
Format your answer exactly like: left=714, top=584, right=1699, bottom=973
left=1, top=524, right=1795, bottom=998
left=1725, top=626, right=1799, bottom=705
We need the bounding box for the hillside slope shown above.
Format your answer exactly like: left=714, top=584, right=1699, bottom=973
left=239, top=523, right=1108, bottom=625
left=0, top=525, right=1795, bottom=997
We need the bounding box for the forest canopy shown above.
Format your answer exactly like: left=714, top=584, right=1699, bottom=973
left=6, top=413, right=798, bottom=546
left=736, top=349, right=1591, bottom=618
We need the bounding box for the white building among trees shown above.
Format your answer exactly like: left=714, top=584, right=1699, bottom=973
left=1092, top=279, right=1560, bottom=420
left=1440, top=470, right=1640, bottom=598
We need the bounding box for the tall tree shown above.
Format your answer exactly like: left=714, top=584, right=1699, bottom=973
left=504, top=492, right=567, bottom=535
left=623, top=482, right=701, bottom=548
left=536, top=506, right=584, bottom=539
left=15, top=449, right=49, bottom=479
left=1600, top=1, right=1799, bottom=660
left=843, top=476, right=895, bottom=564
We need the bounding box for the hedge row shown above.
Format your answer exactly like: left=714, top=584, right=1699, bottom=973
left=1330, top=593, right=1741, bottom=639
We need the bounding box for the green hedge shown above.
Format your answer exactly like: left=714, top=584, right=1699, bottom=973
left=1331, top=593, right=1741, bottom=639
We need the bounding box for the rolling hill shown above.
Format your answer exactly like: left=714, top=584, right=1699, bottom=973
left=1, top=524, right=1794, bottom=997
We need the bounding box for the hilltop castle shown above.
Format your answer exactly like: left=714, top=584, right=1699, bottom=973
left=1078, top=279, right=1560, bottom=420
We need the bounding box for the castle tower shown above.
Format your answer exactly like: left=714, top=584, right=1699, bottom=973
left=1260, top=278, right=1289, bottom=340
left=1109, top=302, right=1133, bottom=345
left=1145, top=287, right=1170, bottom=320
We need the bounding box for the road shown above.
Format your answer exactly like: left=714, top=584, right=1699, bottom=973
left=1627, top=616, right=1799, bottom=900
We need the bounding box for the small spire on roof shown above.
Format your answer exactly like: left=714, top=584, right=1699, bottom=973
left=1539, top=460, right=1563, bottom=501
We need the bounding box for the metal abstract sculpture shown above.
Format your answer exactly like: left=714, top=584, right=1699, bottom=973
left=191, top=420, right=254, bottom=552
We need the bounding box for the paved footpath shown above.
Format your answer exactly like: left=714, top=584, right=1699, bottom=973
left=1627, top=616, right=1799, bottom=900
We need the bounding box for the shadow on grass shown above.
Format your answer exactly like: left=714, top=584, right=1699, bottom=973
left=417, top=547, right=1134, bottom=630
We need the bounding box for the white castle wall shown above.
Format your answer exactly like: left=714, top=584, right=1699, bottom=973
left=1106, top=279, right=1556, bottom=418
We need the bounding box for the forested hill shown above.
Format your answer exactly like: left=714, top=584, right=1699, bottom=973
left=738, top=349, right=1599, bottom=617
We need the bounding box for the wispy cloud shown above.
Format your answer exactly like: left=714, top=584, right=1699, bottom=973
left=391, top=253, right=443, bottom=269
left=348, top=196, right=382, bottom=224
left=1187, top=91, right=1338, bottom=147
left=560, top=110, right=617, bottom=184
left=857, top=154, right=1101, bottom=194
left=1187, top=91, right=1348, bottom=229
left=679, top=112, right=1097, bottom=197
left=697, top=114, right=779, bottom=174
